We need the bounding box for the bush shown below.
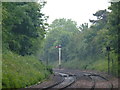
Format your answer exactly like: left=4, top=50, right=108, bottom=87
left=63, top=56, right=118, bottom=77
left=2, top=51, right=52, bottom=88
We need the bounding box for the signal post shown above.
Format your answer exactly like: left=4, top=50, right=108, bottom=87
left=56, top=45, right=62, bottom=69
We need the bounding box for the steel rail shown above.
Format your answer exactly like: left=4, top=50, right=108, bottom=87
left=42, top=72, right=76, bottom=90
left=84, top=73, right=113, bottom=90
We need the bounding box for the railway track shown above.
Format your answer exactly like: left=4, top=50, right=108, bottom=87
left=42, top=71, right=113, bottom=90
left=42, top=72, right=76, bottom=89
left=28, top=69, right=115, bottom=89
left=83, top=73, right=113, bottom=89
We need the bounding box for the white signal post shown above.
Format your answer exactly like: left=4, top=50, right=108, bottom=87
left=59, top=47, right=61, bottom=68
left=55, top=45, right=62, bottom=69
left=58, top=45, right=61, bottom=69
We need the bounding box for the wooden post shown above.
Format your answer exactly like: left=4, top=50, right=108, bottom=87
left=111, top=59, right=113, bottom=74
left=108, top=51, right=110, bottom=74
left=106, top=46, right=110, bottom=74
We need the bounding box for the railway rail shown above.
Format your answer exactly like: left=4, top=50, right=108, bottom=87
left=83, top=73, right=113, bottom=90
left=41, top=70, right=114, bottom=90
left=27, top=69, right=116, bottom=89
left=42, top=72, right=76, bottom=89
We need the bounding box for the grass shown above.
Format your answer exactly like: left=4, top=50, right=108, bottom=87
left=2, top=51, right=52, bottom=88
left=63, top=55, right=118, bottom=77
left=63, top=59, right=92, bottom=70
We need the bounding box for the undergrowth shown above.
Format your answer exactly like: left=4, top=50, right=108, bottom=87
left=2, top=51, right=52, bottom=88
left=63, top=54, right=118, bottom=77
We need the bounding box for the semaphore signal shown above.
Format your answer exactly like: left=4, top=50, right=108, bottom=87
left=55, top=45, right=62, bottom=48
left=55, top=45, right=62, bottom=69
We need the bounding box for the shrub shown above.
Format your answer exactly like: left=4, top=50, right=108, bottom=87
left=2, top=51, right=52, bottom=88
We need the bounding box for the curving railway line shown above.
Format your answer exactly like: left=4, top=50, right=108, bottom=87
left=83, top=73, right=113, bottom=90
left=41, top=70, right=113, bottom=90
left=42, top=72, right=76, bottom=89
left=28, top=69, right=117, bottom=89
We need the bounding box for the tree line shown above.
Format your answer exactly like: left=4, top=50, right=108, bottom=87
left=41, top=2, right=119, bottom=75
left=2, top=1, right=119, bottom=75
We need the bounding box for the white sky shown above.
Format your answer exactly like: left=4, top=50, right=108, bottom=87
left=41, top=0, right=111, bottom=26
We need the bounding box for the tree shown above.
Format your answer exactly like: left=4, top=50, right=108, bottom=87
left=79, top=23, right=88, bottom=32
left=107, top=2, right=120, bottom=53
left=42, top=18, right=80, bottom=63
left=89, top=9, right=109, bottom=24
left=2, top=2, right=48, bottom=55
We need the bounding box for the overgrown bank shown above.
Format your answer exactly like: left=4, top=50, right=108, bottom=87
left=62, top=54, right=118, bottom=77
left=2, top=51, right=52, bottom=88
left=2, top=2, right=52, bottom=88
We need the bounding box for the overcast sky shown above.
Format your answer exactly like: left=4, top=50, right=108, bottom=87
left=41, top=0, right=111, bottom=26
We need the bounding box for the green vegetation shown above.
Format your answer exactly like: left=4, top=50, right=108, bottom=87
left=42, top=2, right=119, bottom=77
left=2, top=2, right=48, bottom=56
left=2, top=51, right=51, bottom=88
left=2, top=2, right=52, bottom=88
left=63, top=55, right=118, bottom=76
left=1, top=1, right=119, bottom=88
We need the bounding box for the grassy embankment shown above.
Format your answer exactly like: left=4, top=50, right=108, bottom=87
left=63, top=54, right=118, bottom=77
left=2, top=51, right=52, bottom=88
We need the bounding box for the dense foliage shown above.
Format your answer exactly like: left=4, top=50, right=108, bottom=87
left=2, top=1, right=119, bottom=88
left=42, top=2, right=119, bottom=76
left=42, top=19, right=79, bottom=62
left=2, top=51, right=51, bottom=88
left=2, top=2, right=48, bottom=56
left=2, top=2, right=52, bottom=88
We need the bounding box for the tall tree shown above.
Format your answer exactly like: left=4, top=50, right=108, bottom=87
left=2, top=2, right=48, bottom=55
left=42, top=18, right=80, bottom=63
left=107, top=2, right=120, bottom=53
